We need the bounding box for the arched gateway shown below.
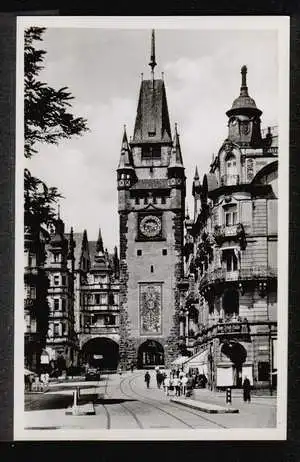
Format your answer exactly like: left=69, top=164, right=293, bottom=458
left=81, top=337, right=119, bottom=371
left=137, top=340, right=164, bottom=369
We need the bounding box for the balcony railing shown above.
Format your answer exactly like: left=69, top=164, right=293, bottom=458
left=82, top=325, right=119, bottom=335
left=195, top=318, right=277, bottom=346
left=199, top=266, right=277, bottom=288
left=220, top=174, right=240, bottom=186
left=82, top=305, right=119, bottom=312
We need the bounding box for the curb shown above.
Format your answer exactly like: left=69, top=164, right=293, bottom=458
left=170, top=398, right=239, bottom=414
left=65, top=402, right=96, bottom=416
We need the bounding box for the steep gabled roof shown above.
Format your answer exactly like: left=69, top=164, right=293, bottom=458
left=132, top=79, right=172, bottom=144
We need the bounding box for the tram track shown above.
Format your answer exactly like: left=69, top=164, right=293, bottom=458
left=118, top=373, right=228, bottom=429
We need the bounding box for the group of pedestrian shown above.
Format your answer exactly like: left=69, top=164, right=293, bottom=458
left=144, top=369, right=193, bottom=397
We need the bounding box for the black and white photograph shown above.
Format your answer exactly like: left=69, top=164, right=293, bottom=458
left=15, top=16, right=289, bottom=440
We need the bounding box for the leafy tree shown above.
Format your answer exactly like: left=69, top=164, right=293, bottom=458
left=24, top=26, right=89, bottom=228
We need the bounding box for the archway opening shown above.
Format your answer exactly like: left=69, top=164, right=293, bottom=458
left=137, top=340, right=164, bottom=369
left=81, top=337, right=119, bottom=371
left=223, top=288, right=239, bottom=316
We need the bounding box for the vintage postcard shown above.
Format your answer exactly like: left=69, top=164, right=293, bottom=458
left=14, top=16, right=289, bottom=440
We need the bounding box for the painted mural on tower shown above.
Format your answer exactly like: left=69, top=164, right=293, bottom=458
left=139, top=283, right=162, bottom=335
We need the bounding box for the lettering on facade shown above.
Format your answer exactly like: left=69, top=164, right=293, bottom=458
left=139, top=283, right=162, bottom=335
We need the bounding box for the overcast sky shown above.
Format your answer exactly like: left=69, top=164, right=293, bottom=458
left=25, top=24, right=279, bottom=252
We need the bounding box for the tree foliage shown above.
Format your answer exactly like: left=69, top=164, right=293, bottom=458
left=24, top=27, right=89, bottom=228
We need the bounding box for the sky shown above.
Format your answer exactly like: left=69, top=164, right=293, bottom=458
left=24, top=24, right=279, bottom=252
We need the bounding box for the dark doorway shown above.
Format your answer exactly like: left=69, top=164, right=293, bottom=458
left=137, top=340, right=164, bottom=369
left=222, top=288, right=239, bottom=316
left=81, top=337, right=119, bottom=371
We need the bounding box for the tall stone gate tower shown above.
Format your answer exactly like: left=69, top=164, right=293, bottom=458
left=117, top=31, right=186, bottom=369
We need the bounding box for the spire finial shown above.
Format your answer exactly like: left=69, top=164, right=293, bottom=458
left=240, top=65, right=248, bottom=96
left=96, top=227, right=104, bottom=254
left=149, top=29, right=157, bottom=79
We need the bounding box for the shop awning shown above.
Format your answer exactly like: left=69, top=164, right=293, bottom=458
left=183, top=349, right=208, bottom=368
left=171, top=356, right=190, bottom=366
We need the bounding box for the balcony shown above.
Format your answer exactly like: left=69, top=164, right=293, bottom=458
left=83, top=305, right=119, bottom=312
left=195, top=319, right=277, bottom=346
left=82, top=325, right=119, bottom=335
left=199, top=266, right=277, bottom=289
left=220, top=174, right=240, bottom=186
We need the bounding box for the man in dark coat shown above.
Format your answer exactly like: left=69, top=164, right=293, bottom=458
left=243, top=376, right=251, bottom=402
left=145, top=371, right=151, bottom=389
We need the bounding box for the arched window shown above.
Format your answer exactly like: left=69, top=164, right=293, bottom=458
left=225, top=153, right=238, bottom=185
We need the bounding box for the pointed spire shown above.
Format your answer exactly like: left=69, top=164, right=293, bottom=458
left=96, top=228, right=104, bottom=254
left=118, top=125, right=134, bottom=169
left=194, top=166, right=199, bottom=180
left=240, top=65, right=249, bottom=97
left=67, top=226, right=75, bottom=259
left=149, top=29, right=157, bottom=78
left=169, top=123, right=184, bottom=168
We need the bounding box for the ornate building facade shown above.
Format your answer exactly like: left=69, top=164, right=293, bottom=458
left=182, top=66, right=278, bottom=390
left=117, top=32, right=186, bottom=369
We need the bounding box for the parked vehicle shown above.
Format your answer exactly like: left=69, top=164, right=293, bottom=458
left=85, top=368, right=100, bottom=381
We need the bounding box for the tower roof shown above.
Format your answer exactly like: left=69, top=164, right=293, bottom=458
left=194, top=166, right=199, bottom=180
left=169, top=123, right=184, bottom=168
left=118, top=126, right=134, bottom=169
left=226, top=65, right=262, bottom=117
left=132, top=78, right=172, bottom=144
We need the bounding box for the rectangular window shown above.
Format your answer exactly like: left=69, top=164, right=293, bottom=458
left=61, top=275, right=66, bottom=286
left=53, top=275, right=60, bottom=286
left=100, top=294, right=107, bottom=305
left=144, top=196, right=148, bottom=205
left=162, top=249, right=167, bottom=256
left=135, top=197, right=140, bottom=205
left=54, top=324, right=60, bottom=335
left=53, top=253, right=59, bottom=263
left=62, top=323, right=66, bottom=336
left=137, top=249, right=142, bottom=256
left=54, top=299, right=59, bottom=310
left=95, top=294, right=100, bottom=305
left=153, top=196, right=157, bottom=204
left=224, top=204, right=237, bottom=226
left=258, top=361, right=270, bottom=381
left=224, top=250, right=238, bottom=272
left=161, top=197, right=166, bottom=205
left=61, top=298, right=66, bottom=312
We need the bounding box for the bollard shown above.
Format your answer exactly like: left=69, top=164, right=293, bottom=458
left=226, top=387, right=232, bottom=405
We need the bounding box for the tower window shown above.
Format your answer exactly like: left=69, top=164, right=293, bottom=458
left=95, top=294, right=100, bottom=305
left=161, top=197, right=166, bottom=204
left=135, top=197, right=140, bottom=205
left=137, top=249, right=142, bottom=256
left=144, top=196, right=148, bottom=205
left=54, top=299, right=59, bottom=310
left=61, top=299, right=66, bottom=312
left=151, top=265, right=154, bottom=273
left=162, top=249, right=167, bottom=256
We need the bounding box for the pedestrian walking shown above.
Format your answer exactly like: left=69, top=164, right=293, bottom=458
left=243, top=376, right=251, bottom=402
left=181, top=374, right=188, bottom=396
left=145, top=371, right=151, bottom=389
left=164, top=376, right=171, bottom=396
left=173, top=376, right=181, bottom=397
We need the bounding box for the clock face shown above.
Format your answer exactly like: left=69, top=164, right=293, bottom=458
left=139, top=215, right=162, bottom=238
